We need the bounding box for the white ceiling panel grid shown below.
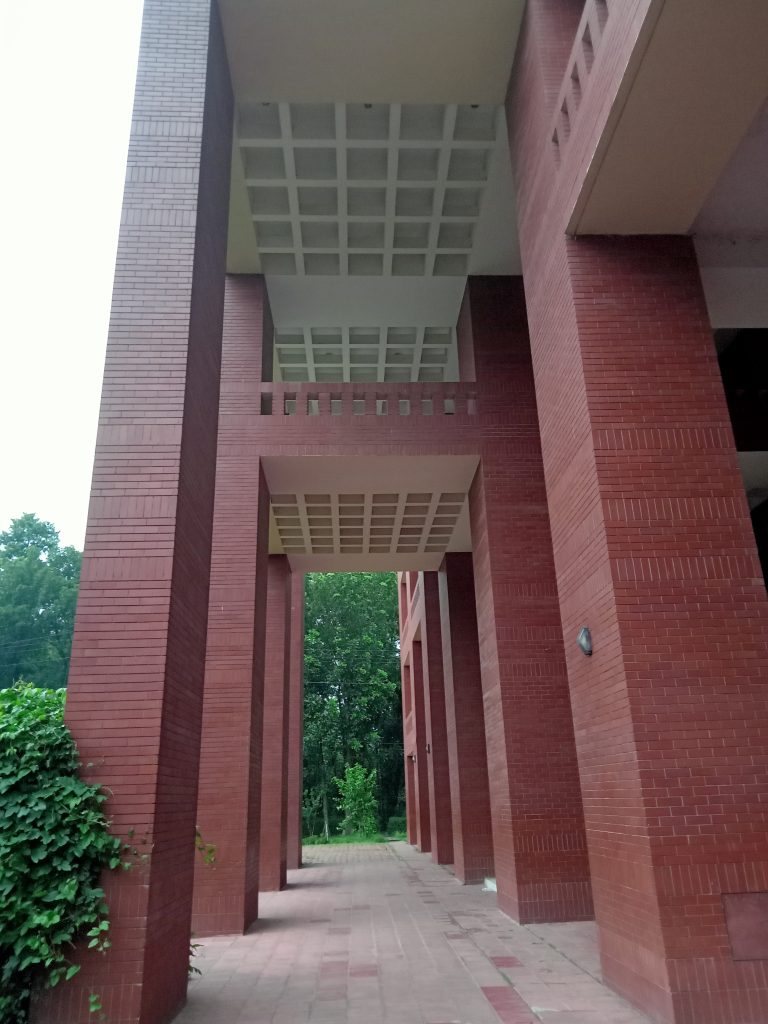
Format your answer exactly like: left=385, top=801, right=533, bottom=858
left=239, top=102, right=500, bottom=279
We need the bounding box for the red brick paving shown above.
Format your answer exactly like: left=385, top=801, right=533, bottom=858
left=179, top=843, right=650, bottom=1024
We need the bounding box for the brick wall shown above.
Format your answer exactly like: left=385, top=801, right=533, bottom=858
left=420, top=574, right=454, bottom=864
left=409, top=640, right=433, bottom=852
left=260, top=555, right=292, bottom=891
left=466, top=276, right=593, bottom=924
left=32, top=2, right=233, bottom=1020
left=439, top=553, right=494, bottom=884
left=509, top=3, right=768, bottom=1020
left=193, top=277, right=272, bottom=936
left=286, top=573, right=305, bottom=870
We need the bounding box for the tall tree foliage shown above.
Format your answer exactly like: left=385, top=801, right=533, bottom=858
left=303, top=573, right=403, bottom=836
left=0, top=515, right=81, bottom=690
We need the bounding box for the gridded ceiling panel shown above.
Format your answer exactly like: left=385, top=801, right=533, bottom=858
left=271, top=492, right=466, bottom=556
left=274, top=326, right=456, bottom=383
left=238, top=102, right=499, bottom=277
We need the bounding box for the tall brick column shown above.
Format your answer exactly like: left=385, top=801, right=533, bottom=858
left=286, top=572, right=305, bottom=870
left=31, top=3, right=232, bottom=1022
left=509, top=3, right=768, bottom=1018
left=260, top=555, right=292, bottom=891
left=526, top=234, right=768, bottom=1024
left=466, top=277, right=593, bottom=924
left=421, top=573, right=454, bottom=865
left=410, top=641, right=432, bottom=853
left=193, top=277, right=272, bottom=936
left=439, top=553, right=494, bottom=884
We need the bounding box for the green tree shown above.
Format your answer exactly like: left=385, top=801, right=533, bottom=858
left=303, top=573, right=403, bottom=836
left=0, top=515, right=81, bottom=690
left=335, top=764, right=378, bottom=835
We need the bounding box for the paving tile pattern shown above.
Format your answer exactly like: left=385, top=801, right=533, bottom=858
left=179, top=843, right=650, bottom=1024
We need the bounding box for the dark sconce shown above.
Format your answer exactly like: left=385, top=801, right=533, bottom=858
left=577, top=627, right=593, bottom=656
left=425, top=743, right=431, bottom=754
left=407, top=752, right=416, bottom=762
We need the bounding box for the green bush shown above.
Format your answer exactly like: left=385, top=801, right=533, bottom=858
left=0, top=684, right=123, bottom=1021
left=334, top=764, right=378, bottom=836
left=386, top=815, right=406, bottom=835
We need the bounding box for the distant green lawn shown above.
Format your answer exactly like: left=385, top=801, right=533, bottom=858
left=303, top=832, right=407, bottom=846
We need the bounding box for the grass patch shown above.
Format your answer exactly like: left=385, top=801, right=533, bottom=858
left=303, top=832, right=407, bottom=846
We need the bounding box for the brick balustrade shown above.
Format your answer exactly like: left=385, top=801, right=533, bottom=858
left=257, top=382, right=478, bottom=419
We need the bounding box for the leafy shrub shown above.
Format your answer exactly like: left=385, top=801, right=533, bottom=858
left=386, top=815, right=406, bottom=835
left=0, top=684, right=123, bottom=1021
left=334, top=764, right=378, bottom=836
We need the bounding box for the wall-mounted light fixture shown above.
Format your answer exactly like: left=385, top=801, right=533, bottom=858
left=425, top=743, right=431, bottom=754
left=577, top=627, right=593, bottom=656
left=407, top=752, right=416, bottom=762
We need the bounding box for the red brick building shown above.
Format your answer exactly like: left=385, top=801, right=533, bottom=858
left=38, top=2, right=768, bottom=1023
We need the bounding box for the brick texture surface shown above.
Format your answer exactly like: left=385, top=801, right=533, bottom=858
left=193, top=277, right=272, bottom=937
left=398, top=577, right=419, bottom=847
left=464, top=277, right=593, bottom=925
left=420, top=573, right=455, bottom=864
left=286, top=572, right=305, bottom=871
left=31, top=2, right=233, bottom=1021
left=439, top=553, right=494, bottom=884
left=509, top=3, right=768, bottom=1020
left=49, top=5, right=768, bottom=1022
left=408, top=638, right=432, bottom=853
left=260, top=556, right=292, bottom=892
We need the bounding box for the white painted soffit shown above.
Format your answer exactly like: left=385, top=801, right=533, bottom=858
left=569, top=0, right=768, bottom=235
left=219, top=2, right=525, bottom=369
left=739, top=452, right=768, bottom=511
left=695, top=238, right=768, bottom=330
left=226, top=102, right=520, bottom=360
left=217, top=0, right=525, bottom=106
left=694, top=99, right=768, bottom=239
left=263, top=454, right=478, bottom=571
left=273, top=325, right=459, bottom=385
left=227, top=104, right=520, bottom=283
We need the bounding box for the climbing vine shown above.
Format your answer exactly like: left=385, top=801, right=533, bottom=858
left=0, top=684, right=123, bottom=1022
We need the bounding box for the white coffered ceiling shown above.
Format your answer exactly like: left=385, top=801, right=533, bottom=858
left=274, top=325, right=457, bottom=384
left=236, top=102, right=504, bottom=280
left=264, top=455, right=478, bottom=571
left=218, top=2, right=524, bottom=383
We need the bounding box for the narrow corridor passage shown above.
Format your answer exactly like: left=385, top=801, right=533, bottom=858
left=178, top=844, right=650, bottom=1024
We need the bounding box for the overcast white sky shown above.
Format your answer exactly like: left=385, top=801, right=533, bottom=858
left=1, top=1, right=144, bottom=548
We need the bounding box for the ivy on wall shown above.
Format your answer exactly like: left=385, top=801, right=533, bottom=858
left=0, top=684, right=123, bottom=1022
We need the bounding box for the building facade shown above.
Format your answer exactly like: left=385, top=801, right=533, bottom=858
left=36, top=2, right=768, bottom=1023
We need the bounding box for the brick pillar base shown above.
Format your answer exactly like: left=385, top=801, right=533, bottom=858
left=439, top=553, right=494, bottom=884
left=260, top=556, right=292, bottom=892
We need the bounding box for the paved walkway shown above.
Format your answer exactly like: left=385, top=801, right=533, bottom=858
left=179, top=842, right=651, bottom=1024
